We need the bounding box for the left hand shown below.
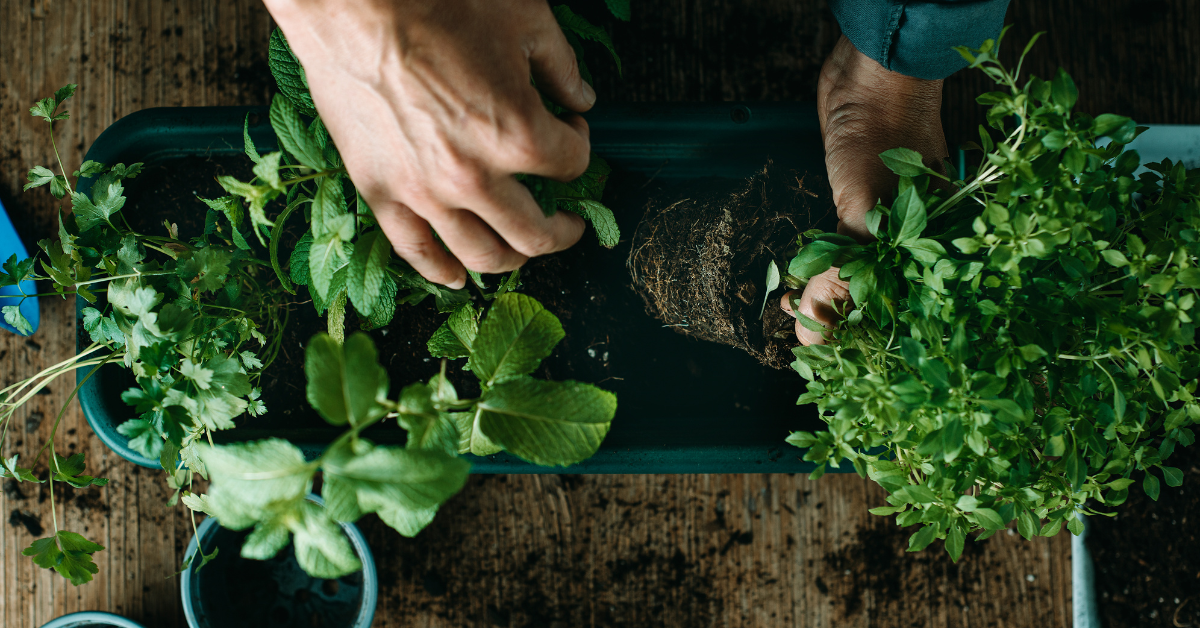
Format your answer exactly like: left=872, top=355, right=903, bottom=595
left=781, top=34, right=949, bottom=345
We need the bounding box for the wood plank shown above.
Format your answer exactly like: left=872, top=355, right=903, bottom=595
left=364, top=473, right=1071, bottom=627
left=0, top=1, right=273, bottom=626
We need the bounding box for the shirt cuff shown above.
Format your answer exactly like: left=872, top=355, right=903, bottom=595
left=830, top=0, right=1011, bottom=80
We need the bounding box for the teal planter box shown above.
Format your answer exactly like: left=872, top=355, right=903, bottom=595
left=74, top=103, right=832, bottom=473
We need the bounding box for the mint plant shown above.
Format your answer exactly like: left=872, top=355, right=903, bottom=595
left=1, top=2, right=626, bottom=586
left=190, top=293, right=615, bottom=577
left=241, top=5, right=624, bottom=339
left=785, top=30, right=1199, bottom=560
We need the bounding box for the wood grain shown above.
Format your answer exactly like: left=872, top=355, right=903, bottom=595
left=0, top=2, right=272, bottom=627
left=363, top=474, right=1070, bottom=628
left=8, top=0, right=1197, bottom=625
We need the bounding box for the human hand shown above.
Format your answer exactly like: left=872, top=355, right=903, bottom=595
left=781, top=34, right=948, bottom=344
left=264, top=0, right=595, bottom=289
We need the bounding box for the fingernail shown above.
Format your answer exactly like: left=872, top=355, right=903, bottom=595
left=446, top=277, right=466, bottom=290
left=581, top=80, right=597, bottom=106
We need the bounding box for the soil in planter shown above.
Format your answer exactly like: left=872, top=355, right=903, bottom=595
left=627, top=161, right=815, bottom=370
left=192, top=525, right=366, bottom=628
left=113, top=153, right=832, bottom=449
left=1088, top=443, right=1200, bottom=627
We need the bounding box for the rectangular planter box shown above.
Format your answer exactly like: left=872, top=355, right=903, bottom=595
left=76, top=102, right=835, bottom=474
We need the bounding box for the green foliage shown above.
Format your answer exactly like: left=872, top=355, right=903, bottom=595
left=514, top=7, right=622, bottom=247
left=785, top=32, right=1199, bottom=560
left=9, top=10, right=627, bottom=585
left=605, top=0, right=632, bottom=21
left=202, top=296, right=613, bottom=571
left=268, top=29, right=317, bottom=117
left=7, top=83, right=297, bottom=586
left=23, top=531, right=104, bottom=586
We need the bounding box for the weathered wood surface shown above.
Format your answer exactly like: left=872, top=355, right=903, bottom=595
left=4, top=0, right=1196, bottom=626
left=0, top=2, right=273, bottom=627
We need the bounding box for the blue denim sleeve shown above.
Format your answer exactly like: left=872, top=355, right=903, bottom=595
left=829, top=0, right=1011, bottom=80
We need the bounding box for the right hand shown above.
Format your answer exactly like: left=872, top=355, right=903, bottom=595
left=264, top=0, right=596, bottom=289
left=781, top=35, right=948, bottom=345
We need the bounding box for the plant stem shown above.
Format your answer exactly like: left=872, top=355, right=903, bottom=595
left=74, top=270, right=174, bottom=287
left=32, top=351, right=119, bottom=469
left=48, top=464, right=59, bottom=534
left=49, top=126, right=74, bottom=197
left=285, top=169, right=344, bottom=186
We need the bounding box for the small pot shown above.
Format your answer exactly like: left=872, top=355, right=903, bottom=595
left=180, top=495, right=377, bottom=628
left=39, top=612, right=145, bottom=628
left=1073, top=517, right=1100, bottom=628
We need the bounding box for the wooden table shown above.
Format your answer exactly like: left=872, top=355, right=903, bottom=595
left=4, top=1, right=1195, bottom=626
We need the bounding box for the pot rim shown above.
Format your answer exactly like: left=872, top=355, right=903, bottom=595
left=39, top=611, right=146, bottom=628
left=179, top=493, right=377, bottom=628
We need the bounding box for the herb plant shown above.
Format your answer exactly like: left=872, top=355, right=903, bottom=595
left=785, top=31, right=1199, bottom=560
left=190, top=293, right=616, bottom=576
left=3, top=84, right=288, bottom=584
left=1, top=2, right=627, bottom=585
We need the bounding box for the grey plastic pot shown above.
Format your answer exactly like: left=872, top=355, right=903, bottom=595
left=180, top=495, right=377, bottom=628
left=39, top=612, right=146, bottom=628
left=1073, top=517, right=1101, bottom=628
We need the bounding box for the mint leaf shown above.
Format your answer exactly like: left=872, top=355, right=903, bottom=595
left=240, top=519, right=289, bottom=560
left=346, top=230, right=391, bottom=317
left=269, top=94, right=324, bottom=170
left=290, top=232, right=313, bottom=286
left=312, top=176, right=352, bottom=240
left=322, top=441, right=470, bottom=537
left=395, top=383, right=460, bottom=455
left=428, top=303, right=479, bottom=360
left=552, top=6, right=621, bottom=74
left=309, top=232, right=348, bottom=301
left=197, top=439, right=313, bottom=529
left=469, top=293, right=565, bottom=385
left=305, top=333, right=389, bottom=427
left=605, top=0, right=631, bottom=20
left=268, top=29, right=318, bottom=116
left=288, top=500, right=362, bottom=578
left=451, top=411, right=504, bottom=457
left=477, top=376, right=616, bottom=466
left=243, top=113, right=263, bottom=165
left=567, top=199, right=620, bottom=248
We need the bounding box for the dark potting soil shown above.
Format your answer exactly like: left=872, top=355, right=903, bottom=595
left=113, top=154, right=826, bottom=447
left=1088, top=443, right=1200, bottom=627
left=192, top=525, right=366, bottom=628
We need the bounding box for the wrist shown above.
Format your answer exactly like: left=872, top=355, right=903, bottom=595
left=818, top=35, right=943, bottom=132
left=818, top=34, right=947, bottom=242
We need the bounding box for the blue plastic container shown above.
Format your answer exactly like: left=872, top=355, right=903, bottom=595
left=180, top=494, right=377, bottom=628
left=0, top=196, right=40, bottom=336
